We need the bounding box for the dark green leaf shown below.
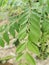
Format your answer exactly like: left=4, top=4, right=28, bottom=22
left=13, top=39, right=20, bottom=47
left=0, top=38, right=4, bottom=47
left=3, top=32, right=10, bottom=44
left=9, top=26, right=15, bottom=38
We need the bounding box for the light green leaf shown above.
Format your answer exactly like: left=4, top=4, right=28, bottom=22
left=47, top=0, right=49, bottom=6
left=28, top=31, right=39, bottom=43
left=28, top=11, right=40, bottom=43
left=18, top=25, right=27, bottom=39
left=19, top=9, right=28, bottom=25
left=27, top=41, right=40, bottom=55
left=16, top=53, right=24, bottom=62
left=42, top=19, right=49, bottom=33
left=0, top=24, right=7, bottom=32
left=25, top=52, right=36, bottom=65
left=39, top=0, right=47, bottom=5
left=16, top=43, right=26, bottom=53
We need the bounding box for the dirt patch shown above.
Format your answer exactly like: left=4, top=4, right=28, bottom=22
left=36, top=57, right=49, bottom=65
left=0, top=62, right=13, bottom=65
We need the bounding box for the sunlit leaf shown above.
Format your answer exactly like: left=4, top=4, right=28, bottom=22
left=16, top=53, right=24, bottom=62
left=16, top=43, right=26, bottom=53
left=27, top=41, right=40, bottom=55
left=25, top=52, right=36, bottom=65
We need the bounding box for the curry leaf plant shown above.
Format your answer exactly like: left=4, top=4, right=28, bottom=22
left=0, top=0, right=49, bottom=65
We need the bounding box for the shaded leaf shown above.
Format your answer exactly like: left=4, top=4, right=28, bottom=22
left=0, top=38, right=4, bottom=47
left=13, top=39, right=20, bottom=47
left=14, top=22, right=19, bottom=32
left=9, top=26, right=15, bottom=38
left=3, top=32, right=10, bottom=44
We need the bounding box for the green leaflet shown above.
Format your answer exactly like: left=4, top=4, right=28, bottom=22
left=19, top=31, right=27, bottom=40
left=14, top=22, right=19, bottom=32
left=16, top=53, right=24, bottom=62
left=0, top=38, right=4, bottom=47
left=27, top=41, right=40, bottom=55
left=0, top=24, right=7, bottom=32
left=1, top=0, right=7, bottom=7
left=39, top=0, right=43, bottom=5
left=18, top=25, right=27, bottom=39
left=29, top=24, right=40, bottom=41
left=18, top=24, right=27, bottom=40
left=47, top=0, right=49, bottom=6
left=0, top=0, right=7, bottom=7
left=22, top=0, right=29, bottom=3
left=19, top=23, right=27, bottom=31
left=39, top=0, right=47, bottom=5
left=0, top=0, right=2, bottom=6
left=0, top=55, right=14, bottom=61
left=29, top=12, right=40, bottom=31
left=25, top=52, right=36, bottom=65
left=16, top=43, right=26, bottom=53
left=42, top=19, right=49, bottom=33
left=9, top=25, right=15, bottom=38
left=28, top=31, right=39, bottom=43
left=28, top=11, right=40, bottom=43
left=19, top=9, right=28, bottom=25
left=3, top=32, right=10, bottom=44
